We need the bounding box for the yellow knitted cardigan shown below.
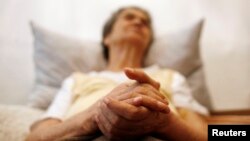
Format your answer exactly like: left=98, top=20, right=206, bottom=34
left=65, top=69, right=177, bottom=119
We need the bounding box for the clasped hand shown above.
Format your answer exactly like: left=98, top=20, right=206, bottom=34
left=95, top=68, right=171, bottom=140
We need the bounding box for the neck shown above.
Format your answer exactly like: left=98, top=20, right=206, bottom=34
left=107, top=44, right=145, bottom=72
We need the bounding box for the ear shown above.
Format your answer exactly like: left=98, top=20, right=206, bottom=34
left=104, top=34, right=111, bottom=48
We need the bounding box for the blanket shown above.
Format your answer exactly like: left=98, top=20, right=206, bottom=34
left=0, top=105, right=44, bottom=141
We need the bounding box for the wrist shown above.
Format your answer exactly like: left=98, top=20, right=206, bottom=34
left=155, top=112, right=178, bottom=139
left=80, top=102, right=99, bottom=135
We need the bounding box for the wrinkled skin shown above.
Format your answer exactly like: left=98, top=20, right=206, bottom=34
left=95, top=68, right=171, bottom=140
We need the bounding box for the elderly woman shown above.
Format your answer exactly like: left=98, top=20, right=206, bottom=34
left=27, top=6, right=208, bottom=141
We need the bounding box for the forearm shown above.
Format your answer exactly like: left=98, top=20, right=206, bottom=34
left=26, top=118, right=79, bottom=141
left=26, top=105, right=98, bottom=141
left=156, top=112, right=207, bottom=141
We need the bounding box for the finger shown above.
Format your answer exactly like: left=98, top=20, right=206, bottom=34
left=101, top=99, right=164, bottom=134
left=124, top=96, right=170, bottom=113
left=141, top=83, right=166, bottom=99
left=124, top=68, right=160, bottom=89
left=96, top=105, right=141, bottom=139
left=97, top=102, right=112, bottom=134
left=134, top=87, right=168, bottom=104
left=117, top=90, right=168, bottom=106
left=100, top=101, right=129, bottom=129
left=138, top=90, right=167, bottom=104
left=100, top=101, right=143, bottom=131
left=102, top=100, right=161, bottom=132
left=96, top=105, right=127, bottom=141
left=95, top=114, right=111, bottom=139
left=104, top=97, right=150, bottom=121
left=107, top=83, right=132, bottom=98
left=115, top=90, right=166, bottom=105
left=114, top=84, right=168, bottom=106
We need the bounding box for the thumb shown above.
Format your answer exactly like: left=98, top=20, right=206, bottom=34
left=124, top=68, right=160, bottom=90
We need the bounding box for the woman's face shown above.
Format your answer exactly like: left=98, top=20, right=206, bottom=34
left=104, top=8, right=152, bottom=52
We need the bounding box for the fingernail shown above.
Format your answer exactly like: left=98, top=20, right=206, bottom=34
left=157, top=101, right=170, bottom=113
left=157, top=101, right=166, bottom=107
left=95, top=115, right=99, bottom=122
left=163, top=99, right=169, bottom=105
left=133, top=96, right=142, bottom=105
left=125, top=67, right=133, bottom=72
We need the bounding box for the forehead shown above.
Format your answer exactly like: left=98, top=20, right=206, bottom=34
left=118, top=8, right=149, bottom=20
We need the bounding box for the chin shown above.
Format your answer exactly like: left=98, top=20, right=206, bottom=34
left=128, top=39, right=145, bottom=47
left=126, top=34, right=146, bottom=46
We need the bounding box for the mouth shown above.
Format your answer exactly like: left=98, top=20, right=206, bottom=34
left=129, top=26, right=141, bottom=32
left=127, top=27, right=143, bottom=36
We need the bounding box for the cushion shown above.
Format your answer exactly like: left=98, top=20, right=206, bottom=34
left=28, top=22, right=106, bottom=109
left=28, top=19, right=212, bottom=110
left=145, top=20, right=212, bottom=109
left=145, top=20, right=202, bottom=76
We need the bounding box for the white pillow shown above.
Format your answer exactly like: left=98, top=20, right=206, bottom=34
left=28, top=20, right=212, bottom=110
left=145, top=20, right=202, bottom=76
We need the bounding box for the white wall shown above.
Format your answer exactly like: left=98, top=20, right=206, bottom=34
left=200, top=0, right=250, bottom=110
left=0, top=0, right=249, bottom=111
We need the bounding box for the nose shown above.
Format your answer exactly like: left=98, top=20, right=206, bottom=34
left=133, top=18, right=144, bottom=27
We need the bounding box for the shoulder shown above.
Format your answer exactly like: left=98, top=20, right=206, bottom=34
left=60, top=72, right=88, bottom=89
left=71, top=72, right=86, bottom=79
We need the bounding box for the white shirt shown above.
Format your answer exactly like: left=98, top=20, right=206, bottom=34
left=43, top=65, right=209, bottom=120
